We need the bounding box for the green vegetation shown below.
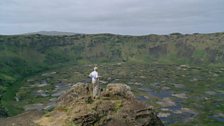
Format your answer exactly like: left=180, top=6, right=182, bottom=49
left=114, top=100, right=122, bottom=112
left=0, top=32, right=224, bottom=125
left=11, top=63, right=223, bottom=126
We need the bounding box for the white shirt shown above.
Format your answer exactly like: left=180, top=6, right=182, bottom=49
left=89, top=70, right=98, bottom=81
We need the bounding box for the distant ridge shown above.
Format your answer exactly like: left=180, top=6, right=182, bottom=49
left=2, top=31, right=224, bottom=36
left=22, top=31, right=81, bottom=36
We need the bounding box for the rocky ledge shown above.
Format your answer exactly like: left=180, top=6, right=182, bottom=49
left=35, top=83, right=164, bottom=126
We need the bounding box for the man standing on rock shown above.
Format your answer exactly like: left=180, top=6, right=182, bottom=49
left=89, top=67, right=100, bottom=99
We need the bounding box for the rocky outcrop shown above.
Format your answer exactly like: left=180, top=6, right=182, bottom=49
left=35, top=83, right=164, bottom=126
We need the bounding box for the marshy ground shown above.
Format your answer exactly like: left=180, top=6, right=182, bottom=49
left=2, top=63, right=224, bottom=126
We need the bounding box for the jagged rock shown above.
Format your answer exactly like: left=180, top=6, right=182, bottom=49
left=35, top=82, right=164, bottom=126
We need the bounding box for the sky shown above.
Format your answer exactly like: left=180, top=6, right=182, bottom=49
left=0, top=0, right=224, bottom=35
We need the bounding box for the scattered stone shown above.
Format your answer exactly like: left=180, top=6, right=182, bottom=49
left=50, top=72, right=57, bottom=75
left=138, top=87, right=149, bottom=92
left=174, top=110, right=182, bottom=114
left=172, top=93, right=187, bottom=99
left=181, top=108, right=197, bottom=115
left=148, top=89, right=172, bottom=98
left=127, top=82, right=134, bottom=85
left=41, top=73, right=48, bottom=76
left=180, top=65, right=189, bottom=68
left=204, top=97, right=209, bottom=100
left=217, top=113, right=224, bottom=118
left=160, top=108, right=170, bottom=111
left=161, top=86, right=170, bottom=90
left=137, top=96, right=149, bottom=101
left=173, top=84, right=185, bottom=88
left=34, top=90, right=49, bottom=97
left=49, top=98, right=57, bottom=102
left=27, top=79, right=34, bottom=82
left=37, top=83, right=48, bottom=88
left=43, top=102, right=56, bottom=111
left=213, top=73, right=219, bottom=77
left=209, top=115, right=224, bottom=122
left=158, top=112, right=171, bottom=118
left=24, top=103, right=44, bottom=111
left=190, top=78, right=198, bottom=82
left=99, top=80, right=107, bottom=84
left=139, top=76, right=146, bottom=79
left=134, top=82, right=143, bottom=86
left=217, top=90, right=224, bottom=94
left=107, top=77, right=112, bottom=81
left=41, top=72, right=57, bottom=77
left=205, top=91, right=216, bottom=95
left=52, top=83, right=72, bottom=97
left=15, top=97, right=20, bottom=102
left=182, top=74, right=186, bottom=77
left=51, top=91, right=66, bottom=97
left=117, top=62, right=122, bottom=66
left=30, top=82, right=49, bottom=88
left=156, top=98, right=176, bottom=107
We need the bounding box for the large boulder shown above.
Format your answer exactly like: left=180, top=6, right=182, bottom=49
left=35, top=82, right=164, bottom=126
left=57, top=82, right=90, bottom=106
left=102, top=83, right=135, bottom=99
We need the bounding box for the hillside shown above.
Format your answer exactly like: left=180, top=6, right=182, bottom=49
left=1, top=32, right=224, bottom=67
left=0, top=32, right=224, bottom=122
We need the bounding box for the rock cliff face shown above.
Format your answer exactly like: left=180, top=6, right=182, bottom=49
left=35, top=83, right=164, bottom=126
